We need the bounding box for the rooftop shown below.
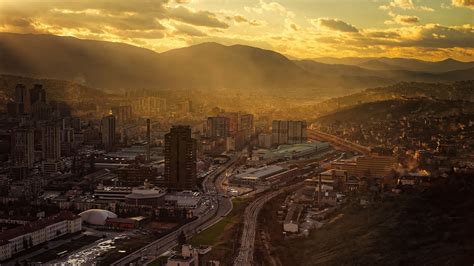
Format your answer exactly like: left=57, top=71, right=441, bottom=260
left=0, top=211, right=80, bottom=244
left=234, top=165, right=286, bottom=180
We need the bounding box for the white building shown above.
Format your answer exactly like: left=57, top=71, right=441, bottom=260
left=167, top=245, right=201, bottom=266
left=0, top=212, right=81, bottom=261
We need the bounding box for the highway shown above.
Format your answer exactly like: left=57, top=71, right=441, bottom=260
left=233, top=182, right=303, bottom=266
left=111, top=153, right=240, bottom=266
left=308, top=129, right=371, bottom=155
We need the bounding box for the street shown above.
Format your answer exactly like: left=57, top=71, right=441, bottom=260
left=233, top=183, right=303, bottom=266
left=111, top=152, right=242, bottom=266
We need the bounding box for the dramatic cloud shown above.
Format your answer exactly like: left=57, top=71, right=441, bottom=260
left=168, top=6, right=228, bottom=28
left=172, top=23, right=207, bottom=37
left=244, top=0, right=295, bottom=18
left=0, top=0, right=472, bottom=60
left=227, top=15, right=266, bottom=27
left=312, top=18, right=359, bottom=32
left=452, top=0, right=474, bottom=9
left=390, top=0, right=415, bottom=9
left=382, top=0, right=434, bottom=11
left=285, top=19, right=300, bottom=31
left=386, top=12, right=420, bottom=25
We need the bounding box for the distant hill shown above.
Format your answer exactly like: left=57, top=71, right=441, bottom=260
left=0, top=32, right=321, bottom=91
left=0, top=32, right=162, bottom=90
left=295, top=60, right=474, bottom=83
left=155, top=42, right=319, bottom=89
left=1, top=32, right=473, bottom=94
left=311, top=57, right=474, bottom=72
left=317, top=98, right=474, bottom=124
left=316, top=81, right=474, bottom=115
left=0, top=74, right=109, bottom=108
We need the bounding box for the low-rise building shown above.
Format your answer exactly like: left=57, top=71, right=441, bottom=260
left=0, top=211, right=81, bottom=261
left=167, top=245, right=199, bottom=266
left=283, top=204, right=303, bottom=233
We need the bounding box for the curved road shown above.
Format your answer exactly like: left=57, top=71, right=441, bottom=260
left=111, top=154, right=240, bottom=266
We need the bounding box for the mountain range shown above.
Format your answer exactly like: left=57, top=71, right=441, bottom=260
left=0, top=32, right=473, bottom=93
left=310, top=57, right=474, bottom=73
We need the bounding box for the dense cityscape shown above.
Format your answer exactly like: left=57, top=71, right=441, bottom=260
left=0, top=0, right=473, bottom=265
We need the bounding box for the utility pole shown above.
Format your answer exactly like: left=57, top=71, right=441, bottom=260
left=146, top=118, right=151, bottom=161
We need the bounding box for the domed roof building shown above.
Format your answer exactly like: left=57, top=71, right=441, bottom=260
left=79, top=209, right=117, bottom=225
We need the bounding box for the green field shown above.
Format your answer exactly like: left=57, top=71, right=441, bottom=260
left=190, top=197, right=249, bottom=246
left=147, top=256, right=168, bottom=266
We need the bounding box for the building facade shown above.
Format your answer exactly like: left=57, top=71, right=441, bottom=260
left=11, top=128, right=35, bottom=168
left=165, top=125, right=197, bottom=190
left=272, top=120, right=307, bottom=146
left=101, top=115, right=116, bottom=150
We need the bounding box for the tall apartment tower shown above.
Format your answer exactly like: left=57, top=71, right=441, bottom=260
left=146, top=118, right=151, bottom=161
left=239, top=114, right=254, bottom=141
left=14, top=84, right=30, bottom=114
left=11, top=128, right=35, bottom=168
left=206, top=117, right=230, bottom=138
left=30, top=84, right=46, bottom=105
left=42, top=124, right=61, bottom=161
left=272, top=120, right=307, bottom=145
left=101, top=115, right=116, bottom=150
left=42, top=124, right=62, bottom=174
left=164, top=125, right=197, bottom=190
left=111, top=106, right=132, bottom=125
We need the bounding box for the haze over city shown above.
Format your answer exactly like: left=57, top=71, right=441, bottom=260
left=0, top=0, right=473, bottom=266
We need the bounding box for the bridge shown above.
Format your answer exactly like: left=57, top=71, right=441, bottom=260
left=308, top=129, right=371, bottom=155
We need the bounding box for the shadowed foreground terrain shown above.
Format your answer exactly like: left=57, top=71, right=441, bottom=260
left=273, top=174, right=474, bottom=266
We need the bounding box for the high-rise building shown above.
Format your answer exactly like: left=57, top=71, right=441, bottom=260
left=219, top=112, right=239, bottom=136
left=272, top=120, right=307, bottom=145
left=11, top=128, right=35, bottom=168
left=164, top=125, right=197, bottom=190
left=132, top=97, right=166, bottom=115
left=239, top=114, right=254, bottom=141
left=42, top=124, right=61, bottom=161
left=29, top=84, right=46, bottom=105
left=42, top=123, right=62, bottom=174
left=61, top=128, right=75, bottom=156
left=50, top=101, right=71, bottom=118
left=258, top=133, right=272, bottom=149
left=111, top=106, right=132, bottom=125
left=14, top=84, right=30, bottom=114
left=101, top=115, right=116, bottom=150
left=179, top=100, right=193, bottom=114
left=206, top=117, right=230, bottom=138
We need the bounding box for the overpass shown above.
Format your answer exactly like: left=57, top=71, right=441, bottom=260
left=308, top=129, right=371, bottom=155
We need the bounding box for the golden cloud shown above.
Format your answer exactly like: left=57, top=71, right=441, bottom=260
left=452, top=0, right=474, bottom=9
left=312, top=18, right=359, bottom=33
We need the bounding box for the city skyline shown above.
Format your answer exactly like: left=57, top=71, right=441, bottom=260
left=0, top=1, right=473, bottom=265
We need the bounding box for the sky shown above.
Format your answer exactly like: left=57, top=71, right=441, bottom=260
left=0, top=0, right=473, bottom=61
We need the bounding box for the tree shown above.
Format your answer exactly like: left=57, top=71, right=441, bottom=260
left=177, top=231, right=187, bottom=245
